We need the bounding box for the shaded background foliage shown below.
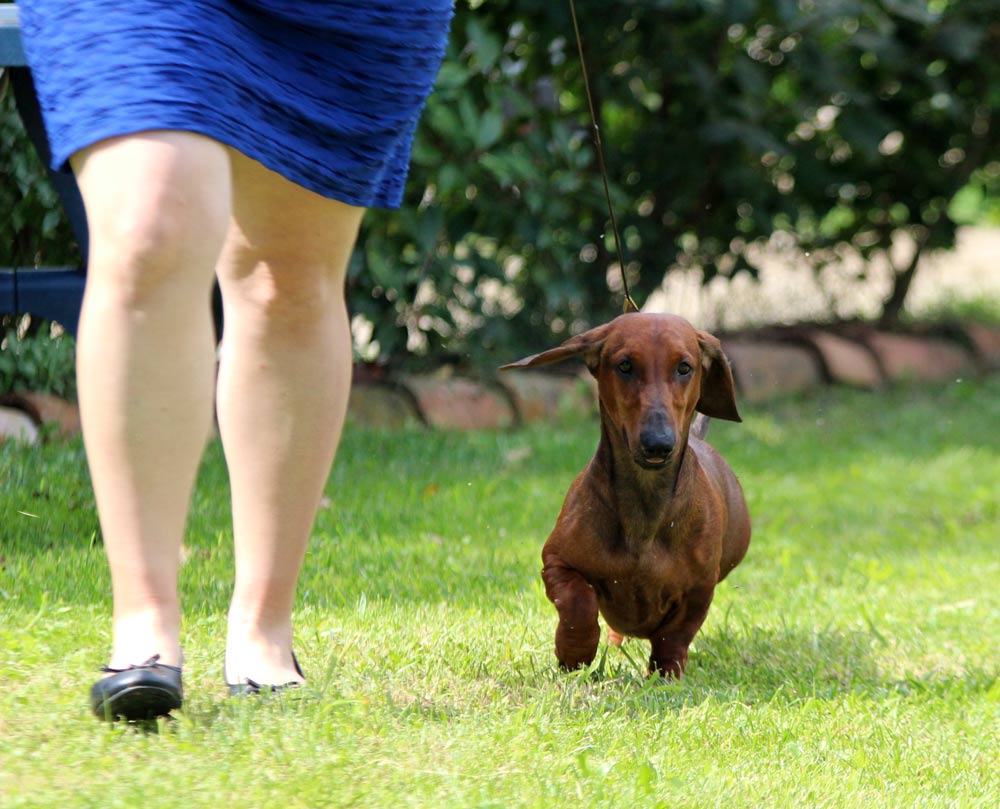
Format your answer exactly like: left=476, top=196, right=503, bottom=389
left=0, top=71, right=77, bottom=270
left=353, top=0, right=1000, bottom=366
left=3, top=0, right=999, bottom=371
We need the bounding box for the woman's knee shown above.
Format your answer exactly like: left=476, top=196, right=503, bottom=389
left=221, top=257, right=348, bottom=330
left=94, top=202, right=223, bottom=296
left=74, top=133, right=232, bottom=302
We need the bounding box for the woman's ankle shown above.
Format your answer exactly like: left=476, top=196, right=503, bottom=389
left=108, top=609, right=182, bottom=669
left=224, top=620, right=301, bottom=685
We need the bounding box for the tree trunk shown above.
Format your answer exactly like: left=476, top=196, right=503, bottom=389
left=879, top=252, right=921, bottom=327
left=879, top=228, right=931, bottom=328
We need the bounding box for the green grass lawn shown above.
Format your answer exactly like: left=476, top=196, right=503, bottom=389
left=2, top=379, right=998, bottom=808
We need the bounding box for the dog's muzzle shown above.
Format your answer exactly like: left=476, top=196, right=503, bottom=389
left=636, top=423, right=676, bottom=469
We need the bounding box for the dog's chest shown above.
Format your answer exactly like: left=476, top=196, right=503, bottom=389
left=585, top=547, right=691, bottom=637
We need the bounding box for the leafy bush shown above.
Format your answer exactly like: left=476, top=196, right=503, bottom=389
left=0, top=319, right=76, bottom=399
left=0, top=81, right=79, bottom=268
left=351, top=0, right=1000, bottom=365
left=2, top=71, right=80, bottom=397
left=351, top=8, right=634, bottom=367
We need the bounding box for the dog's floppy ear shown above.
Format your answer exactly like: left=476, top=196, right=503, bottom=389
left=500, top=322, right=613, bottom=375
left=695, top=330, right=741, bottom=422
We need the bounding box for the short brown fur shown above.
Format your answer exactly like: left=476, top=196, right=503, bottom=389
left=501, top=312, right=750, bottom=677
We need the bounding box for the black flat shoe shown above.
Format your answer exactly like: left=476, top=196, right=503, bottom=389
left=90, top=654, right=183, bottom=721
left=226, top=651, right=305, bottom=696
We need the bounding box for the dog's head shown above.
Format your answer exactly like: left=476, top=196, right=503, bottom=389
left=501, top=313, right=740, bottom=470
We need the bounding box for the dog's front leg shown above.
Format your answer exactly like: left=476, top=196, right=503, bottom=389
left=648, top=585, right=715, bottom=679
left=541, top=560, right=600, bottom=670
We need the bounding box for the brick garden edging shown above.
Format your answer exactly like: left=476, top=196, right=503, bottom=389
left=720, top=322, right=992, bottom=403
left=2, top=321, right=999, bottom=443
left=346, top=320, right=1000, bottom=429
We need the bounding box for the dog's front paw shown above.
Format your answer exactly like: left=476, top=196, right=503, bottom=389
left=555, top=621, right=600, bottom=670
left=648, top=647, right=688, bottom=679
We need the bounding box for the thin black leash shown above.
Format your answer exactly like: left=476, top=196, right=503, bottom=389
left=567, top=0, right=639, bottom=314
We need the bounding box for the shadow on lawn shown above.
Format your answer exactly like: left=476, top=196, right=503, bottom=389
left=574, top=623, right=1000, bottom=712
left=688, top=625, right=884, bottom=699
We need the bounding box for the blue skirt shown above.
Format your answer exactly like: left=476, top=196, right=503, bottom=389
left=18, top=1, right=454, bottom=209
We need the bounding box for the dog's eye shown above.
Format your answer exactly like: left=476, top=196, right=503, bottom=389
left=677, top=360, right=694, bottom=377
left=616, top=358, right=633, bottom=376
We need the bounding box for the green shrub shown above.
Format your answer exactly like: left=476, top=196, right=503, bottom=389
left=0, top=319, right=76, bottom=399
left=0, top=84, right=80, bottom=268
left=354, top=0, right=1000, bottom=363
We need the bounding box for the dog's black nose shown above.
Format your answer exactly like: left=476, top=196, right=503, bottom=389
left=639, top=427, right=675, bottom=460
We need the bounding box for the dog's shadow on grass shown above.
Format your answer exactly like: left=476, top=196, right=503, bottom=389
left=684, top=625, right=883, bottom=702
left=569, top=624, right=998, bottom=711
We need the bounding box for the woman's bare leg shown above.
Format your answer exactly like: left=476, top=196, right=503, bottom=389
left=216, top=150, right=364, bottom=686
left=72, top=132, right=231, bottom=669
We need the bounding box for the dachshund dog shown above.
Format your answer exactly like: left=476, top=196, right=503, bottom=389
left=502, top=312, right=750, bottom=678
